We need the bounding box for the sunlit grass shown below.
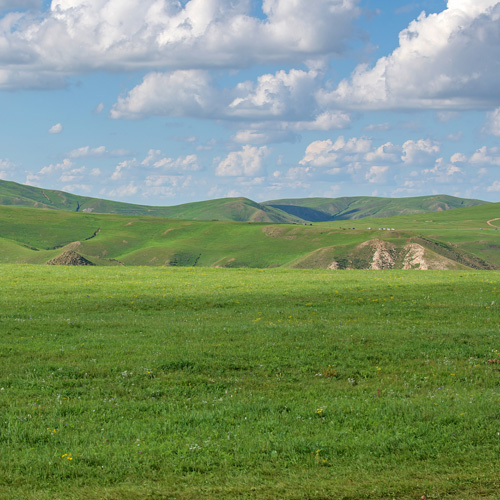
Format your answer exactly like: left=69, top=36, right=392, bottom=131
left=1, top=266, right=499, bottom=499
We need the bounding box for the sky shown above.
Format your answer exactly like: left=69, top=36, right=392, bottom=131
left=0, top=0, right=500, bottom=206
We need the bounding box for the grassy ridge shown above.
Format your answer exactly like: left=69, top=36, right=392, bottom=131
left=0, top=203, right=498, bottom=269
left=0, top=180, right=300, bottom=223
left=1, top=266, right=499, bottom=499
left=264, top=194, right=488, bottom=221
left=0, top=179, right=489, bottom=223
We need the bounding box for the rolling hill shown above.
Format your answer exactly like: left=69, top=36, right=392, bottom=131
left=0, top=179, right=489, bottom=223
left=0, top=202, right=498, bottom=270
left=263, top=195, right=488, bottom=221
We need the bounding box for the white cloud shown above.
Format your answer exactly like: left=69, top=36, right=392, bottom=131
left=291, top=111, right=351, bottom=132
left=39, top=158, right=73, bottom=175
left=321, top=0, right=500, bottom=110
left=299, top=136, right=373, bottom=168
left=366, top=166, right=389, bottom=184
left=141, top=149, right=201, bottom=173
left=421, top=157, right=464, bottom=183
left=450, top=152, right=467, bottom=163
left=228, top=68, right=320, bottom=120
left=365, top=142, right=400, bottom=163
left=111, top=159, right=136, bottom=181
left=153, top=155, right=200, bottom=173
left=216, top=145, right=269, bottom=176
left=401, top=139, right=440, bottom=164
left=49, top=123, right=63, bottom=134
left=0, top=0, right=361, bottom=90
left=111, top=67, right=343, bottom=126
left=111, top=71, right=219, bottom=120
left=299, top=140, right=339, bottom=168
left=69, top=146, right=107, bottom=158
left=469, top=146, right=500, bottom=166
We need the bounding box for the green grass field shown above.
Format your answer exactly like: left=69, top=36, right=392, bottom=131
left=1, top=266, right=499, bottom=499
left=0, top=203, right=499, bottom=269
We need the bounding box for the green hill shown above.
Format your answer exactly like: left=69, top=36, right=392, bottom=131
left=263, top=195, right=488, bottom=221
left=0, top=180, right=301, bottom=223
left=0, top=179, right=489, bottom=223
left=0, top=202, right=498, bottom=270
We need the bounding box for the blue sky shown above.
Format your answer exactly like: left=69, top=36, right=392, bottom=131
left=0, top=0, right=499, bottom=205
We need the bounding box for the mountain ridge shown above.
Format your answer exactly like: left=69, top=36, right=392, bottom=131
left=0, top=179, right=490, bottom=223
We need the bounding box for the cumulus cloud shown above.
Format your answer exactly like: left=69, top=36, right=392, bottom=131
left=401, top=139, right=440, bottom=164
left=216, top=145, right=269, bottom=176
left=39, top=158, right=73, bottom=175
left=321, top=0, right=500, bottom=110
left=141, top=149, right=201, bottom=173
left=365, top=143, right=400, bottom=163
left=366, top=166, right=389, bottom=184
left=111, top=66, right=351, bottom=128
left=111, top=71, right=219, bottom=120
left=450, top=152, right=467, bottom=163
left=59, top=166, right=86, bottom=183
left=48, top=123, right=63, bottom=134
left=111, top=159, right=136, bottom=181
left=227, top=68, right=320, bottom=120
left=420, top=157, right=464, bottom=183
left=469, top=146, right=500, bottom=166
left=151, top=155, right=200, bottom=173
left=0, top=0, right=361, bottom=89
left=299, top=136, right=373, bottom=168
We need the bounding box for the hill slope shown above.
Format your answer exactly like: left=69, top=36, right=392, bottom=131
left=263, top=195, right=488, bottom=221
left=0, top=179, right=489, bottom=223
left=0, top=203, right=498, bottom=270
left=0, top=180, right=301, bottom=223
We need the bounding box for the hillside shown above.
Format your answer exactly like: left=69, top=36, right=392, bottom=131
left=0, top=179, right=301, bottom=224
left=263, top=195, right=488, bottom=221
left=0, top=202, right=498, bottom=270
left=0, top=179, right=489, bottom=223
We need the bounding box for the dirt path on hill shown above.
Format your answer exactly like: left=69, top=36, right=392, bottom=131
left=487, top=218, right=500, bottom=227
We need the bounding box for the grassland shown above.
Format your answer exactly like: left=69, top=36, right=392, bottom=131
left=1, top=266, right=500, bottom=499
left=0, top=202, right=498, bottom=269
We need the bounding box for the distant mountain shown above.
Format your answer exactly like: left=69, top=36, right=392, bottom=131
left=262, top=195, right=488, bottom=221
left=0, top=179, right=489, bottom=223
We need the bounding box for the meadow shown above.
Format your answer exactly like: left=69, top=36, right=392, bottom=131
left=0, top=202, right=499, bottom=269
left=1, top=265, right=500, bottom=499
